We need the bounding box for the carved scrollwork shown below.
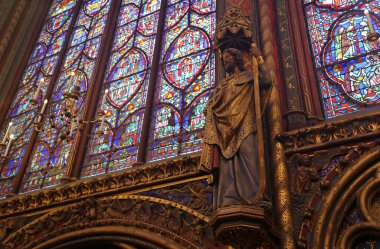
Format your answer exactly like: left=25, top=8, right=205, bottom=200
left=0, top=214, right=44, bottom=248
left=321, top=169, right=380, bottom=248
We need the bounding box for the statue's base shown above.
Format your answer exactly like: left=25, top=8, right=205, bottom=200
left=209, top=205, right=280, bottom=249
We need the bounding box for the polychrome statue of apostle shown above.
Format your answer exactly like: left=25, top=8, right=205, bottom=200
left=201, top=44, right=272, bottom=209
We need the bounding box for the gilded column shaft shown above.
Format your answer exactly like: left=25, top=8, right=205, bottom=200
left=257, top=0, right=295, bottom=248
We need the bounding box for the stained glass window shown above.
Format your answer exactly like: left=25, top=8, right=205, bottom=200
left=81, top=0, right=161, bottom=177
left=0, top=0, right=78, bottom=196
left=147, top=0, right=216, bottom=162
left=82, top=0, right=216, bottom=175
left=0, top=0, right=216, bottom=195
left=303, top=0, right=380, bottom=118
left=20, top=0, right=113, bottom=193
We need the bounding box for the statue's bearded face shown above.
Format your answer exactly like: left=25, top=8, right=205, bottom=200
left=222, top=52, right=236, bottom=72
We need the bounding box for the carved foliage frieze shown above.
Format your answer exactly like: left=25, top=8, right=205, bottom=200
left=0, top=213, right=43, bottom=247
left=2, top=196, right=217, bottom=249
left=0, top=157, right=201, bottom=218
left=278, top=114, right=380, bottom=152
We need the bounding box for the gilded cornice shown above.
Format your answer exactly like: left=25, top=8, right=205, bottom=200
left=278, top=111, right=380, bottom=154
left=0, top=156, right=203, bottom=219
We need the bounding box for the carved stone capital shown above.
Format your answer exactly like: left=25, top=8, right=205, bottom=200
left=208, top=205, right=280, bottom=249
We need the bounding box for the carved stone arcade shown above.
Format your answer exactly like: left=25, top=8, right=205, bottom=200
left=279, top=112, right=380, bottom=249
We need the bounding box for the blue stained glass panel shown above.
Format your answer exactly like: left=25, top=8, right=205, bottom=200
left=21, top=0, right=112, bottom=193
left=147, top=0, right=216, bottom=162
left=303, top=0, right=380, bottom=117
left=0, top=0, right=78, bottom=197
left=81, top=0, right=161, bottom=178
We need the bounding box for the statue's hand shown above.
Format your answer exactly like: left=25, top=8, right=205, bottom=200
left=250, top=43, right=262, bottom=58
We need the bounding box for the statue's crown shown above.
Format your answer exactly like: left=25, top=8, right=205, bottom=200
left=215, top=6, right=254, bottom=52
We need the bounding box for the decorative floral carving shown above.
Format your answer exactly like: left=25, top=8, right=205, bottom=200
left=0, top=214, right=43, bottom=248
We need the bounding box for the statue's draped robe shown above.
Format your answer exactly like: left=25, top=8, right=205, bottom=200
left=201, top=71, right=270, bottom=208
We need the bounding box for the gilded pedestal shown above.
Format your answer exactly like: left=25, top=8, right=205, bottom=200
left=209, top=205, right=280, bottom=249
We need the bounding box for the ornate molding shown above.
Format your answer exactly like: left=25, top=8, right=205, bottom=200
left=291, top=142, right=380, bottom=248
left=2, top=196, right=215, bottom=249
left=278, top=111, right=380, bottom=154
left=295, top=145, right=380, bottom=249
left=358, top=169, right=380, bottom=223
left=0, top=156, right=203, bottom=218
left=284, top=126, right=380, bottom=247
left=338, top=223, right=380, bottom=249
left=0, top=213, right=43, bottom=247
left=119, top=195, right=210, bottom=222
left=331, top=169, right=380, bottom=249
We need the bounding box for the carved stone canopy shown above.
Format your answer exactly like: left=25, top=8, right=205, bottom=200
left=215, top=6, right=254, bottom=52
